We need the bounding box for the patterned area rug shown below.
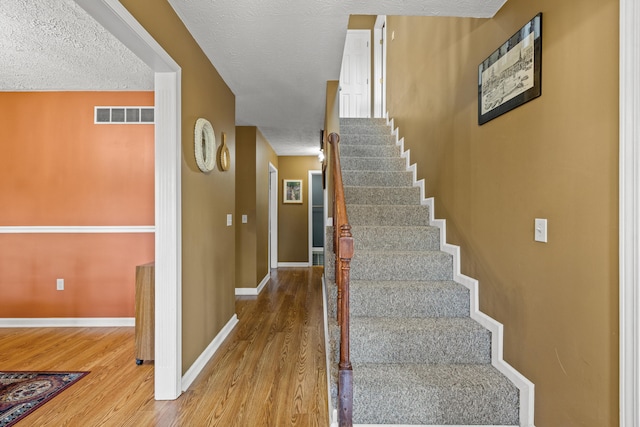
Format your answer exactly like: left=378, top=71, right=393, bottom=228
left=0, top=371, right=89, bottom=427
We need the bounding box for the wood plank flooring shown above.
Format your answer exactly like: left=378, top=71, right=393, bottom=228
left=0, top=267, right=329, bottom=426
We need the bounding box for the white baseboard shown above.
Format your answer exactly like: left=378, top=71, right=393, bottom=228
left=277, top=262, right=311, bottom=267
left=235, top=273, right=270, bottom=296
left=181, top=314, right=239, bottom=391
left=0, top=317, right=135, bottom=327
left=390, top=115, right=536, bottom=427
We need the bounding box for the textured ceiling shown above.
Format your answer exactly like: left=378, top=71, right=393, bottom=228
left=1, top=0, right=506, bottom=155
left=168, top=0, right=507, bottom=155
left=0, top=0, right=153, bottom=91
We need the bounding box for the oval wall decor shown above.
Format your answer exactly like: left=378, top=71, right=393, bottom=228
left=194, top=118, right=216, bottom=173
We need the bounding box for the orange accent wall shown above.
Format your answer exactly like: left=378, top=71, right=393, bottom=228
left=0, top=92, right=154, bottom=225
left=0, top=92, right=154, bottom=318
left=0, top=234, right=153, bottom=317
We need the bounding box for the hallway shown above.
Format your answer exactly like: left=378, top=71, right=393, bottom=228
left=0, top=267, right=329, bottom=426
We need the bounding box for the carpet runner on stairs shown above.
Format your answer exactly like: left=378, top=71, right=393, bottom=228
left=325, top=117, right=520, bottom=425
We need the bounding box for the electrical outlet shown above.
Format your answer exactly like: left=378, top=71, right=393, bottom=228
left=534, top=218, right=548, bottom=243
left=56, top=278, right=64, bottom=291
left=227, top=214, right=232, bottom=226
left=242, top=215, right=248, bottom=224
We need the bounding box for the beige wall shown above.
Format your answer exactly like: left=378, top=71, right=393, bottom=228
left=235, top=127, right=258, bottom=288
left=348, top=15, right=376, bottom=29
left=121, top=0, right=237, bottom=373
left=256, top=130, right=278, bottom=278
left=278, top=156, right=323, bottom=263
left=386, top=0, right=619, bottom=425
left=235, top=126, right=278, bottom=288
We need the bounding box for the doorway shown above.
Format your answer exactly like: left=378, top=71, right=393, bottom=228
left=339, top=29, right=371, bottom=118
left=373, top=16, right=387, bottom=118
left=269, top=163, right=278, bottom=270
left=308, top=171, right=325, bottom=266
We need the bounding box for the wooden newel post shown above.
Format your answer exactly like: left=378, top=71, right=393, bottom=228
left=338, top=224, right=354, bottom=427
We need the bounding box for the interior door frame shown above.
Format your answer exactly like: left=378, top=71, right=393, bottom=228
left=373, top=16, right=387, bottom=118
left=619, top=0, right=640, bottom=424
left=75, top=0, right=182, bottom=400
left=308, top=170, right=324, bottom=265
left=269, top=163, right=278, bottom=269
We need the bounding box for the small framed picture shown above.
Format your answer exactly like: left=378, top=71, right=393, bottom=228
left=283, top=179, right=303, bottom=204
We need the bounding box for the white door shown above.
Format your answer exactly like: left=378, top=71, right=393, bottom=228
left=340, top=30, right=371, bottom=118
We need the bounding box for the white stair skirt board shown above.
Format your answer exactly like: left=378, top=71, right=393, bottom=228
left=181, top=314, right=238, bottom=391
left=235, top=273, right=270, bottom=296
left=0, top=318, right=135, bottom=327
left=277, top=262, right=311, bottom=268
left=322, top=275, right=335, bottom=426
left=386, top=114, right=536, bottom=427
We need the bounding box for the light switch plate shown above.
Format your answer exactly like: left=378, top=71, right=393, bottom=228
left=227, top=214, right=232, bottom=226
left=535, top=218, right=548, bottom=243
left=242, top=215, right=248, bottom=224
left=56, top=278, right=64, bottom=291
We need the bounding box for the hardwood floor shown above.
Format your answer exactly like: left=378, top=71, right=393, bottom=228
left=0, top=267, right=329, bottom=426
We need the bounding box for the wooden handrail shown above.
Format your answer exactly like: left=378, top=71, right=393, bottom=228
left=328, top=132, right=354, bottom=427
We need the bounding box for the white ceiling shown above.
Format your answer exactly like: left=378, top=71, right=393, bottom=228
left=1, top=0, right=506, bottom=155
left=0, top=1, right=153, bottom=91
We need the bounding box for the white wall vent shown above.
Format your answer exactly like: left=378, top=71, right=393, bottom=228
left=94, top=106, right=154, bottom=124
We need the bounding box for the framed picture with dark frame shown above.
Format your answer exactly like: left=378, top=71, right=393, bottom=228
left=478, top=13, right=542, bottom=125
left=283, top=179, right=303, bottom=204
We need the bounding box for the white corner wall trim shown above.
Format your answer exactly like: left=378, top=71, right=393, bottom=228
left=277, top=262, right=311, bottom=267
left=388, top=115, right=536, bottom=427
left=74, top=0, right=184, bottom=401
left=620, top=0, right=640, bottom=425
left=181, top=314, right=239, bottom=391
left=0, top=318, right=135, bottom=327
left=235, top=273, right=270, bottom=296
left=0, top=226, right=155, bottom=234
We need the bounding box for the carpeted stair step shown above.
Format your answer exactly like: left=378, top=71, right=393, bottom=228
left=352, top=363, right=520, bottom=425
left=342, top=170, right=413, bottom=187
left=351, top=280, right=470, bottom=318
left=325, top=279, right=470, bottom=319
left=341, top=156, right=407, bottom=172
left=349, top=317, right=491, bottom=364
left=347, top=204, right=430, bottom=226
left=351, top=225, right=440, bottom=251
left=340, top=120, right=391, bottom=135
left=340, top=134, right=396, bottom=146
left=350, top=250, right=452, bottom=281
left=340, top=117, right=387, bottom=127
left=340, top=144, right=400, bottom=158
left=345, top=186, right=420, bottom=205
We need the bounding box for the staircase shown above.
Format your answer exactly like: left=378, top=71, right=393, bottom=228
left=324, top=118, right=533, bottom=426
